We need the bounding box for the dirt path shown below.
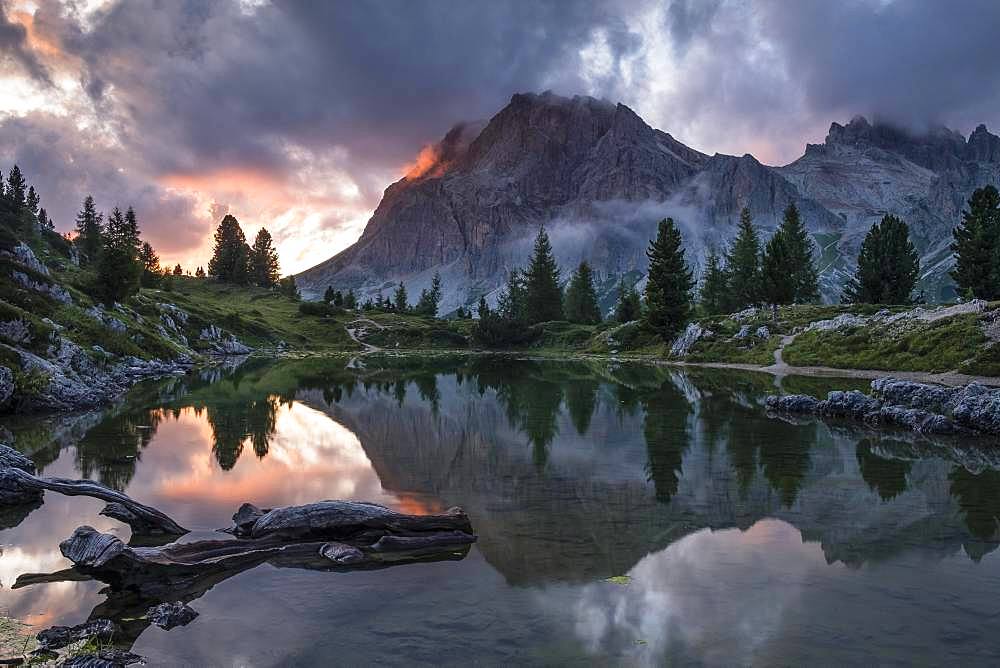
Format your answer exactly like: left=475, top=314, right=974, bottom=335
left=345, top=319, right=382, bottom=354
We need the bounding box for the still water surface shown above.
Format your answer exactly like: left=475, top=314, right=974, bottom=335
left=3, top=356, right=1000, bottom=666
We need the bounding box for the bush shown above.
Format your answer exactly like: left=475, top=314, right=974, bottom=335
left=298, top=301, right=343, bottom=318
left=472, top=315, right=540, bottom=348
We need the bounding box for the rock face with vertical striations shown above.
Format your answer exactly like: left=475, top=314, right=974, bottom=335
left=297, top=92, right=1000, bottom=310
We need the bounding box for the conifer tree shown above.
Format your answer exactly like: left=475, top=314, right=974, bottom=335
left=393, top=282, right=408, bottom=312
left=497, top=269, right=526, bottom=321
left=477, top=296, right=490, bottom=319
left=775, top=202, right=819, bottom=303
left=6, top=165, right=26, bottom=209
left=26, top=186, right=39, bottom=216
left=761, top=229, right=794, bottom=305
left=699, top=250, right=728, bottom=314
left=724, top=207, right=763, bottom=310
left=95, top=206, right=142, bottom=305
left=139, top=241, right=162, bottom=287
left=195, top=266, right=206, bottom=278
left=74, top=195, right=103, bottom=265
left=332, top=290, right=344, bottom=307
left=38, top=207, right=52, bottom=231
left=323, top=286, right=336, bottom=303
left=614, top=279, right=642, bottom=323
left=951, top=185, right=1000, bottom=300
left=644, top=217, right=694, bottom=341
left=248, top=227, right=280, bottom=287
left=564, top=261, right=601, bottom=324
left=415, top=272, right=442, bottom=317
left=123, top=207, right=140, bottom=251
left=344, top=289, right=357, bottom=310
left=279, top=275, right=299, bottom=300
left=843, top=214, right=920, bottom=304
left=523, top=226, right=563, bottom=323
left=208, top=214, right=250, bottom=284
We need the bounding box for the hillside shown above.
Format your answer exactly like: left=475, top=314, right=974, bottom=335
left=297, top=92, right=1000, bottom=310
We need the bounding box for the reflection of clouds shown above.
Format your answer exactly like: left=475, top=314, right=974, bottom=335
left=545, top=520, right=824, bottom=666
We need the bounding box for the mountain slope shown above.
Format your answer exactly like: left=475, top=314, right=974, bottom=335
left=298, top=92, right=1000, bottom=309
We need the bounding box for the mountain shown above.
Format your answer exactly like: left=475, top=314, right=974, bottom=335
left=297, top=92, right=1000, bottom=310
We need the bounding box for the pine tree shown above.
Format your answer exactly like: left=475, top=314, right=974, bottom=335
left=699, top=250, right=728, bottom=314
left=279, top=275, right=299, bottom=300
left=497, top=269, right=526, bottom=321
left=26, top=186, right=39, bottom=216
left=477, top=296, right=490, bottom=319
left=761, top=229, right=795, bottom=304
left=208, top=214, right=250, bottom=284
left=323, top=286, right=336, bottom=303
left=123, top=206, right=140, bottom=251
left=248, top=227, right=280, bottom=287
left=843, top=214, right=920, bottom=304
left=644, top=218, right=695, bottom=340
left=38, top=207, right=53, bottom=231
left=6, top=165, right=26, bottom=209
left=74, top=195, right=104, bottom=265
left=95, top=206, right=142, bottom=305
left=776, top=202, right=819, bottom=303
left=139, top=241, right=162, bottom=287
left=951, top=185, right=1000, bottom=300
left=195, top=266, right=206, bottom=278
left=173, top=264, right=182, bottom=275
left=344, top=289, right=357, bottom=310
left=724, top=207, right=763, bottom=310
left=564, top=261, right=601, bottom=324
left=393, top=282, right=408, bottom=312
left=332, top=290, right=344, bottom=307
left=614, top=279, right=642, bottom=323
left=415, top=272, right=443, bottom=317
left=523, top=226, right=563, bottom=323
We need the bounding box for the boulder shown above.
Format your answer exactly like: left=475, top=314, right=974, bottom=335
left=146, top=601, right=199, bottom=630
left=670, top=323, right=710, bottom=357
left=755, top=325, right=770, bottom=339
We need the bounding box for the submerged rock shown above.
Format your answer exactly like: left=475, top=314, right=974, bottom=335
left=60, top=648, right=143, bottom=667
left=146, top=601, right=199, bottom=630
left=36, top=619, right=117, bottom=651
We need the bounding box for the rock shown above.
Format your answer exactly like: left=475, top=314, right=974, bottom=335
left=806, top=313, right=869, bottom=332
left=60, top=649, right=143, bottom=667
left=146, top=601, right=199, bottom=630
left=755, top=325, right=770, bottom=339
left=11, top=270, right=71, bottom=304
left=0, top=320, right=32, bottom=345
left=0, top=444, right=36, bottom=474
left=670, top=323, right=710, bottom=357
left=766, top=394, right=819, bottom=413
left=319, top=541, right=365, bottom=564
left=199, top=325, right=252, bottom=355
left=105, top=318, right=127, bottom=335
left=7, top=242, right=49, bottom=276
left=36, top=619, right=117, bottom=651
left=0, top=367, right=13, bottom=407
left=818, top=390, right=881, bottom=419
left=734, top=325, right=752, bottom=340
left=730, top=307, right=759, bottom=322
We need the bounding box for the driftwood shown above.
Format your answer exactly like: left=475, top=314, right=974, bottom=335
left=0, top=467, right=187, bottom=536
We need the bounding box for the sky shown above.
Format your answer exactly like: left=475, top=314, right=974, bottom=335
left=1, top=0, right=999, bottom=275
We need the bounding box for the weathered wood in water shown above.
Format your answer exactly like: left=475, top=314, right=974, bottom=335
left=0, top=468, right=187, bottom=536
left=244, top=500, right=474, bottom=540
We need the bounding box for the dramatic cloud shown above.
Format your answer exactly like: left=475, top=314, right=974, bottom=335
left=1, top=0, right=998, bottom=272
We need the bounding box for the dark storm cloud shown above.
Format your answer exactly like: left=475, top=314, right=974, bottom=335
left=756, top=0, right=1000, bottom=131
left=0, top=0, right=51, bottom=83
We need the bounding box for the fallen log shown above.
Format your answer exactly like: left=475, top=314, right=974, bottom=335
left=0, top=467, right=187, bottom=536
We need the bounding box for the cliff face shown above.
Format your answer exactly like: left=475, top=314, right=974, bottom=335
left=298, top=92, right=1000, bottom=309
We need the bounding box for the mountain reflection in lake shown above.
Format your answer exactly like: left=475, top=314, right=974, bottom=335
left=3, top=356, right=1000, bottom=666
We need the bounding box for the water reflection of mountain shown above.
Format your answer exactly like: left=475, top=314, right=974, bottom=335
left=295, top=361, right=1000, bottom=583
left=10, top=357, right=1000, bottom=583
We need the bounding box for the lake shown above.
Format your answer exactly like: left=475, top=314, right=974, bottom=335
left=3, top=355, right=1000, bottom=666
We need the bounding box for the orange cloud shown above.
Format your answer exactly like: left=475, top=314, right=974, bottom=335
left=403, top=143, right=451, bottom=180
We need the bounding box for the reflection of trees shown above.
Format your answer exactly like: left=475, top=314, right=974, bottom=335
left=565, top=381, right=598, bottom=436
left=949, top=467, right=1000, bottom=546
left=75, top=410, right=164, bottom=490
left=641, top=380, right=690, bottom=504
left=856, top=440, right=911, bottom=501
left=205, top=396, right=279, bottom=470
left=758, top=433, right=811, bottom=508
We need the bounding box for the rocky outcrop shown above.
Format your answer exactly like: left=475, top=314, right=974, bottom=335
left=199, top=325, right=252, bottom=355
left=670, top=322, right=712, bottom=357
left=766, top=378, right=1000, bottom=436
left=298, top=91, right=1000, bottom=308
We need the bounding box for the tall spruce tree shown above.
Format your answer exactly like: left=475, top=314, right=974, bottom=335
left=699, top=250, right=728, bottom=314
left=26, top=186, right=39, bottom=216
left=415, top=272, right=442, bottom=317
left=208, top=214, right=250, bottom=284
left=951, top=185, right=1000, bottom=300
left=74, top=195, right=104, bottom=265
left=323, top=286, right=336, bottom=303
left=249, top=227, right=280, bottom=287
left=644, top=217, right=694, bottom=340
left=497, top=269, right=526, bottom=321
left=523, top=226, right=563, bottom=323
left=776, top=202, right=819, bottom=303
left=724, top=207, right=763, bottom=310
left=6, top=165, right=26, bottom=209
left=344, top=289, right=357, bottom=310
left=139, top=241, right=162, bottom=287
left=843, top=214, right=920, bottom=304
left=761, top=229, right=795, bottom=305
left=38, top=207, right=52, bottom=231
left=564, top=261, right=601, bottom=324
left=614, top=279, right=642, bottom=323
left=95, top=206, right=142, bottom=305
left=393, top=282, right=408, bottom=312
left=123, top=206, right=140, bottom=251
